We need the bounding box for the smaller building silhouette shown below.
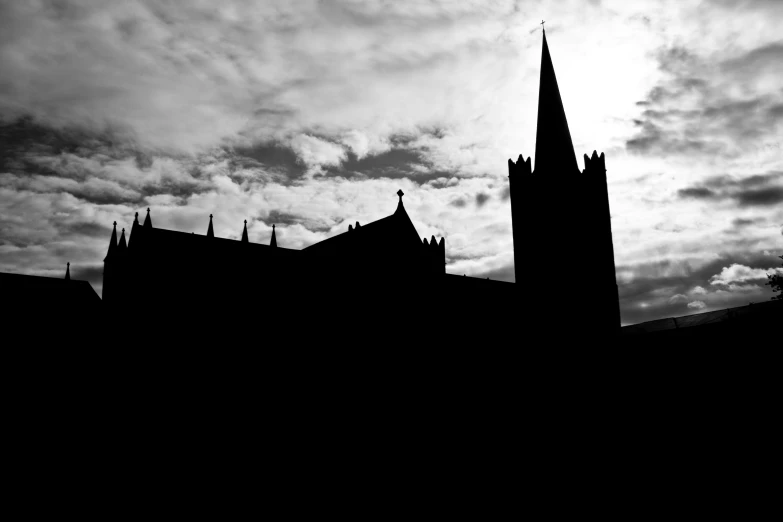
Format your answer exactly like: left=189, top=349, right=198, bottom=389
left=2, top=264, right=102, bottom=337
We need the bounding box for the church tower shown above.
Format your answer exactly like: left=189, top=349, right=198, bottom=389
left=508, top=28, right=620, bottom=336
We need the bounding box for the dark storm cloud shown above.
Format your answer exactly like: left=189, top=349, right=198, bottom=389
left=677, top=171, right=783, bottom=207
left=57, top=221, right=111, bottom=239
left=678, top=187, right=717, bottom=199
left=265, top=210, right=306, bottom=228
left=735, top=187, right=783, bottom=206
left=731, top=217, right=764, bottom=227
left=339, top=149, right=450, bottom=182
left=626, top=42, right=783, bottom=158
left=0, top=115, right=224, bottom=206
left=720, top=41, right=783, bottom=76
left=0, top=173, right=141, bottom=205
left=0, top=116, right=138, bottom=173
left=230, top=142, right=307, bottom=180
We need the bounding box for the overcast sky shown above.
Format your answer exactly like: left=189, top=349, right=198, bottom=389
left=1, top=0, right=781, bottom=325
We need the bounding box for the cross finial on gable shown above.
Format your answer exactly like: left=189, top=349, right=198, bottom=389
left=541, top=19, right=545, bottom=31
left=397, top=189, right=404, bottom=200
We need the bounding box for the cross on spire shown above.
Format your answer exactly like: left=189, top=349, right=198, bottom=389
left=541, top=19, right=545, bottom=31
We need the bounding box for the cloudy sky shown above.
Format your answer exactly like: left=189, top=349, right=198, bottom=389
left=1, top=0, right=781, bottom=325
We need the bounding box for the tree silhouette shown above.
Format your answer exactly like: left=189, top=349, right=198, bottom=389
left=767, top=255, right=783, bottom=300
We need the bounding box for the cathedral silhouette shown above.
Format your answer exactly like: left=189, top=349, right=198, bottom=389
left=99, top=29, right=621, bottom=341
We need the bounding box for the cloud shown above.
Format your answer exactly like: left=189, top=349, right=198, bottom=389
left=677, top=171, right=783, bottom=207
left=669, top=293, right=688, bottom=304
left=709, top=263, right=783, bottom=286
left=731, top=217, right=763, bottom=227
left=289, top=134, right=346, bottom=169
left=0, top=173, right=141, bottom=204
left=340, top=130, right=391, bottom=159
left=616, top=251, right=783, bottom=324
left=678, top=187, right=717, bottom=199
left=626, top=41, right=783, bottom=159
left=687, top=300, right=706, bottom=310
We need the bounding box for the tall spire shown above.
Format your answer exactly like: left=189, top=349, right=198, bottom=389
left=270, top=224, right=277, bottom=248
left=65, top=262, right=70, bottom=280
left=143, top=208, right=152, bottom=228
left=534, top=30, right=579, bottom=176
left=104, top=222, right=117, bottom=261
left=117, top=228, right=128, bottom=254
left=207, top=214, right=214, bottom=238
left=241, top=219, right=249, bottom=243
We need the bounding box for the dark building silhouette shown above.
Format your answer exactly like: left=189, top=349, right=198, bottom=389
left=508, top=29, right=620, bottom=336
left=101, top=191, right=516, bottom=340
left=99, top=29, right=623, bottom=342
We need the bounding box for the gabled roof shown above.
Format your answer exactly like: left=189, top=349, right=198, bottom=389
left=303, top=191, right=422, bottom=256
left=0, top=271, right=102, bottom=306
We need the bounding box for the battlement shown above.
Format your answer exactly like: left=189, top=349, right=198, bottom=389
left=422, top=235, right=446, bottom=274
left=507, top=154, right=532, bottom=176
left=582, top=150, right=606, bottom=172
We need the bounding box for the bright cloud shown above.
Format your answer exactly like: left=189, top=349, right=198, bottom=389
left=709, top=263, right=783, bottom=286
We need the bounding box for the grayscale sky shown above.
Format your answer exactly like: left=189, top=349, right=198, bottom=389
left=1, top=0, right=781, bottom=325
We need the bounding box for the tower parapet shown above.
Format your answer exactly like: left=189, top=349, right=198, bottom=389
left=508, top=155, right=532, bottom=177
left=421, top=236, right=446, bottom=275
